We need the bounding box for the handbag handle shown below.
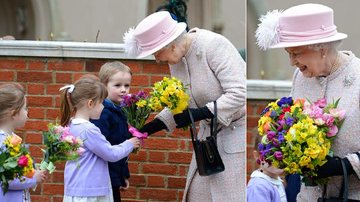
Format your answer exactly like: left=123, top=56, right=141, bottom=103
left=188, top=101, right=217, bottom=143
left=321, top=157, right=349, bottom=202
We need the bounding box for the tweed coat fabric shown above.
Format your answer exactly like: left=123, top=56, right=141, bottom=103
left=291, top=51, right=360, bottom=201
left=156, top=28, right=246, bottom=201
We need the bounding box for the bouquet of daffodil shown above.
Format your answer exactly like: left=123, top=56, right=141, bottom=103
left=148, top=77, right=190, bottom=115
left=0, top=134, right=35, bottom=194
left=257, top=97, right=345, bottom=184
left=41, top=123, right=85, bottom=174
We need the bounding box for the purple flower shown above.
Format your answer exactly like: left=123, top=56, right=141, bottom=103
left=258, top=143, right=264, bottom=151
left=278, top=133, right=285, bottom=144
left=261, top=107, right=270, bottom=116
left=267, top=131, right=276, bottom=141
left=274, top=151, right=283, bottom=160
left=285, top=117, right=294, bottom=126
left=277, top=97, right=293, bottom=107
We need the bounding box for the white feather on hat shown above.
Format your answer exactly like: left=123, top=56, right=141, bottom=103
left=123, top=27, right=140, bottom=57
left=255, top=10, right=283, bottom=50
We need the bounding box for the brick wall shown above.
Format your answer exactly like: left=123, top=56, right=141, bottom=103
left=0, top=57, right=194, bottom=202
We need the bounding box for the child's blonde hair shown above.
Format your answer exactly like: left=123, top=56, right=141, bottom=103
left=0, top=83, right=26, bottom=124
left=60, top=75, right=108, bottom=126
left=99, top=61, right=132, bottom=85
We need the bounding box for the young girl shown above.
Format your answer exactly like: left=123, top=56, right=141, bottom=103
left=247, top=135, right=287, bottom=202
left=91, top=61, right=132, bottom=202
left=60, top=75, right=141, bottom=202
left=0, top=83, right=47, bottom=202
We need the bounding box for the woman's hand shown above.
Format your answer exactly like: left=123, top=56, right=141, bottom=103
left=173, top=106, right=214, bottom=128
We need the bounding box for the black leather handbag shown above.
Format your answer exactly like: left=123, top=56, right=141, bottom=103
left=188, top=101, right=225, bottom=176
left=318, top=157, right=360, bottom=202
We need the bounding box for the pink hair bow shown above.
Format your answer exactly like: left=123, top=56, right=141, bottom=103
left=129, top=127, right=148, bottom=146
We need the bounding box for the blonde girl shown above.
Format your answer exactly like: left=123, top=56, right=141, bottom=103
left=60, top=75, right=140, bottom=202
left=0, top=83, right=47, bottom=202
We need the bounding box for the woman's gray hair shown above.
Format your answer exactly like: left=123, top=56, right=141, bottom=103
left=307, top=40, right=343, bottom=53
left=164, top=30, right=187, bottom=48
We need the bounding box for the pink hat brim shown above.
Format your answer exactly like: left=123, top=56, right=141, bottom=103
left=270, top=32, right=347, bottom=49
left=136, top=22, right=187, bottom=59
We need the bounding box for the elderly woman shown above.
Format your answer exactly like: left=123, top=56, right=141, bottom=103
left=256, top=3, right=360, bottom=201
left=123, top=11, right=246, bottom=201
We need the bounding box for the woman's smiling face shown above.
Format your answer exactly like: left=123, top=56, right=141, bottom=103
left=285, top=45, right=328, bottom=78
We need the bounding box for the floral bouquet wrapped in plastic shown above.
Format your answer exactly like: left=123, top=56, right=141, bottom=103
left=148, top=77, right=190, bottom=115
left=40, top=123, right=85, bottom=174
left=257, top=97, right=345, bottom=184
left=0, top=134, right=35, bottom=194
left=121, top=91, right=153, bottom=145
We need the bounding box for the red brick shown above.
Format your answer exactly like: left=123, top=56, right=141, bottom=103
left=43, top=183, right=64, bottom=195
left=168, top=152, right=192, bottom=164
left=0, top=70, right=15, bottom=81
left=148, top=151, right=165, bottom=162
left=121, top=186, right=137, bottom=199
left=47, top=84, right=65, bottom=95
left=29, top=195, right=52, bottom=202
left=84, top=60, right=106, bottom=72
left=144, top=138, right=178, bottom=150
left=142, top=164, right=177, bottom=175
left=27, top=96, right=53, bottom=107
left=123, top=61, right=141, bottom=73
left=28, top=60, right=46, bottom=70
left=179, top=165, right=189, bottom=176
left=0, top=59, right=26, bottom=69
left=56, top=72, right=73, bottom=83
left=149, top=75, right=165, bottom=84
left=46, top=108, right=60, bottom=120
left=25, top=133, right=42, bottom=144
left=142, top=63, right=170, bottom=74
left=73, top=72, right=95, bottom=81
left=139, top=188, right=177, bottom=201
left=130, top=174, right=146, bottom=186
left=29, top=145, right=44, bottom=157
left=247, top=116, right=260, bottom=128
left=27, top=84, right=45, bottom=94
left=28, top=107, right=45, bottom=119
left=24, top=120, right=48, bottom=131
left=129, top=150, right=147, bottom=161
left=171, top=128, right=190, bottom=138
left=17, top=71, right=52, bottom=82
left=48, top=60, right=84, bottom=71
left=132, top=75, right=149, bottom=86
left=51, top=171, right=64, bottom=183
left=128, top=162, right=140, bottom=173
left=53, top=196, right=64, bottom=202
left=147, top=175, right=164, bottom=187
left=168, top=177, right=186, bottom=188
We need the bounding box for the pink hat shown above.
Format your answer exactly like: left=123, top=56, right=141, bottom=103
left=256, top=4, right=347, bottom=50
left=123, top=11, right=187, bottom=58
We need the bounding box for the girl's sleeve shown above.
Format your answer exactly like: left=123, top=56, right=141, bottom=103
left=91, top=108, right=111, bottom=140
left=83, top=125, right=134, bottom=162
left=247, top=181, right=274, bottom=202
left=7, top=177, right=37, bottom=190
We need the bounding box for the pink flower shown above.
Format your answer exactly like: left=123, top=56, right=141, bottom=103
left=274, top=151, right=283, bottom=160
left=76, top=147, right=86, bottom=155
left=314, top=98, right=327, bottom=108
left=327, top=125, right=338, bottom=137
left=18, top=155, right=29, bottom=167
left=329, top=108, right=346, bottom=120
left=323, top=114, right=335, bottom=127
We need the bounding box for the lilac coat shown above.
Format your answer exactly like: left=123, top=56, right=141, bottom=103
left=64, top=118, right=134, bottom=197
left=0, top=132, right=37, bottom=202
